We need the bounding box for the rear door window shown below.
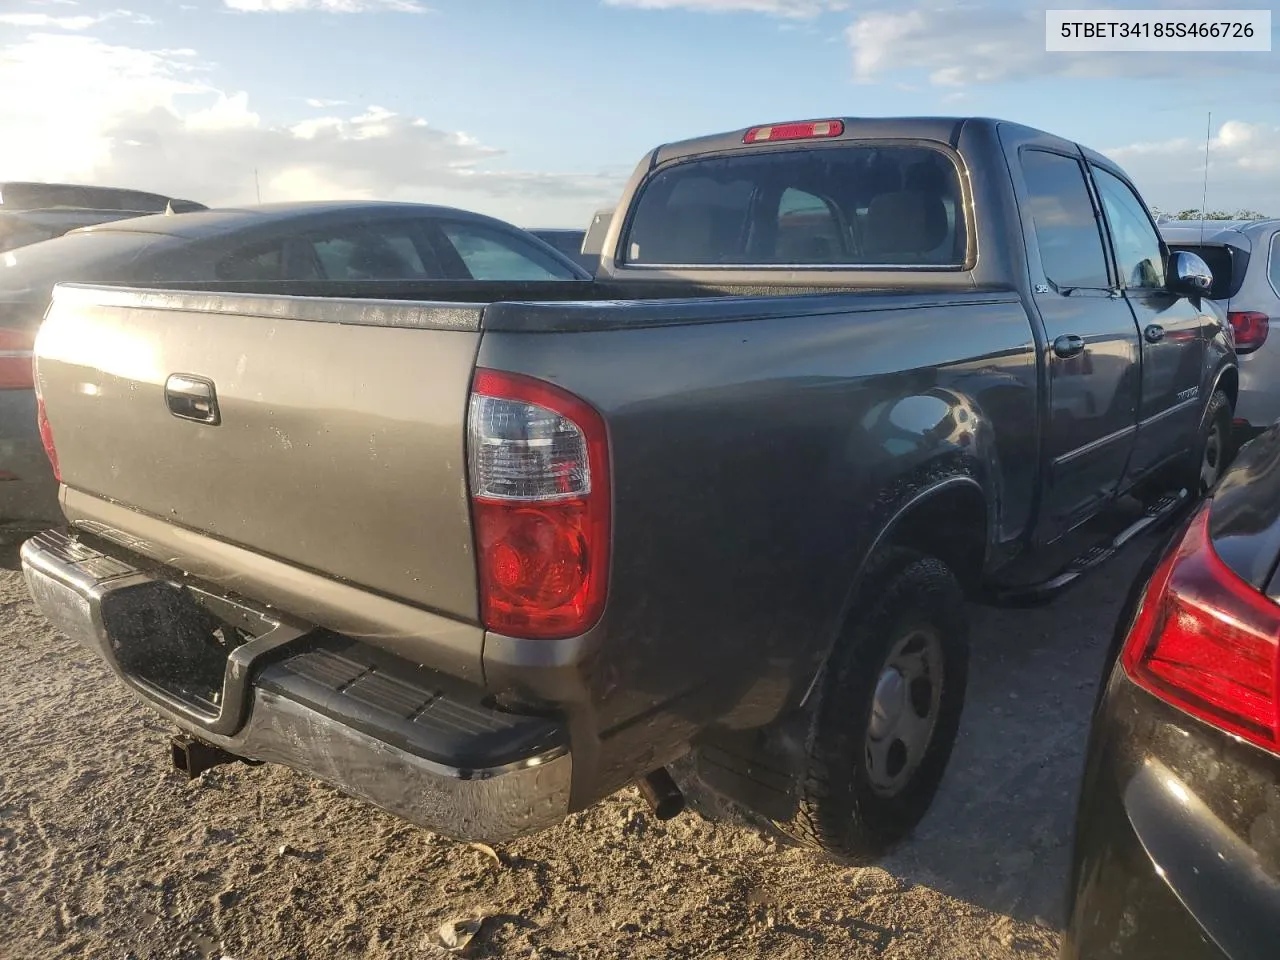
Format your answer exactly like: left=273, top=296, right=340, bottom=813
left=436, top=221, right=580, bottom=280
left=1019, top=150, right=1110, bottom=290
left=216, top=241, right=285, bottom=281
left=622, top=144, right=966, bottom=267
left=216, top=223, right=442, bottom=281
left=309, top=225, right=435, bottom=280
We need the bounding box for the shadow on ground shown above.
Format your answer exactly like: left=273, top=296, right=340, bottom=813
left=0, top=536, right=26, bottom=571
left=876, top=530, right=1159, bottom=928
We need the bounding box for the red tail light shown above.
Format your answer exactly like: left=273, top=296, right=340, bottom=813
left=467, top=369, right=610, bottom=640
left=0, top=327, right=34, bottom=390
left=1227, top=311, right=1269, bottom=355
left=1121, top=501, right=1280, bottom=754
left=36, top=391, right=60, bottom=482
left=743, top=120, right=844, bottom=144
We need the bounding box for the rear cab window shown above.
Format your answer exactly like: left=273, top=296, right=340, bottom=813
left=622, top=144, right=967, bottom=268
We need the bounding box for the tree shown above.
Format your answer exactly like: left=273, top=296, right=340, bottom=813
left=1150, top=207, right=1270, bottom=221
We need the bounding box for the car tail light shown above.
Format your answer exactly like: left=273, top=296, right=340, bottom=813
left=0, top=327, right=34, bottom=390
left=466, top=369, right=610, bottom=640
left=743, top=120, right=845, bottom=144
left=1121, top=501, right=1280, bottom=754
left=36, top=391, right=60, bottom=482
left=1227, top=311, right=1269, bottom=354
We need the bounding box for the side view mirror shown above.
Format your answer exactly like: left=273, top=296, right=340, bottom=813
left=1167, top=249, right=1214, bottom=297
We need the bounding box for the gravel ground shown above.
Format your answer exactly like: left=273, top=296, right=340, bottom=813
left=0, top=534, right=1155, bottom=960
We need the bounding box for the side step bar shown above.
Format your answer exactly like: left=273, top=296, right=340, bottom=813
left=988, top=489, right=1190, bottom=607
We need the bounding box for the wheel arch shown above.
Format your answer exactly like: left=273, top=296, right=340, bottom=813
left=798, top=464, right=990, bottom=709
left=874, top=477, right=989, bottom=596
left=1212, top=362, right=1239, bottom=412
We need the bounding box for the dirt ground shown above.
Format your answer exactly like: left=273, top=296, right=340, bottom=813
left=0, top=534, right=1155, bottom=960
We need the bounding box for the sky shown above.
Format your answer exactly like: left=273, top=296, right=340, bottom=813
left=1, top=0, right=1278, bottom=227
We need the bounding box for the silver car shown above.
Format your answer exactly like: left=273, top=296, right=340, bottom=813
left=1160, top=219, right=1280, bottom=444
left=1162, top=220, right=1280, bottom=445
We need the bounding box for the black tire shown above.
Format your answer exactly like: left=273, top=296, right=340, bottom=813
left=1183, top=388, right=1233, bottom=496
left=775, top=548, right=969, bottom=863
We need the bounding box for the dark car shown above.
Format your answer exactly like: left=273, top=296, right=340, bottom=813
left=0, top=182, right=209, bottom=253
left=0, top=181, right=205, bottom=213
left=1062, top=426, right=1280, bottom=959
left=0, top=207, right=182, bottom=254
left=526, top=227, right=596, bottom=273
left=0, top=201, right=589, bottom=535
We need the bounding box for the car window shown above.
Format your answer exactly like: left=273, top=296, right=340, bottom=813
left=310, top=226, right=434, bottom=280
left=622, top=144, right=966, bottom=267
left=1019, top=150, right=1110, bottom=290
left=437, top=222, right=578, bottom=280
left=775, top=187, right=846, bottom=262
left=215, top=225, right=438, bottom=282
left=1270, top=231, right=1280, bottom=295
left=1091, top=166, right=1165, bottom=290
left=216, top=241, right=286, bottom=281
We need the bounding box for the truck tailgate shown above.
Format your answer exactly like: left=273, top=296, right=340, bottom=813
left=34, top=284, right=483, bottom=623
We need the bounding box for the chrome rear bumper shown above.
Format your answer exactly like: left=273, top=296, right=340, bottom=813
left=20, top=530, right=572, bottom=843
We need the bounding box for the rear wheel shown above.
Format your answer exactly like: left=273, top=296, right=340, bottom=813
left=1185, top=388, right=1232, bottom=496
left=775, top=548, right=969, bottom=863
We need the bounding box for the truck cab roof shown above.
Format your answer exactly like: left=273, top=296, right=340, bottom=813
left=651, top=116, right=1052, bottom=165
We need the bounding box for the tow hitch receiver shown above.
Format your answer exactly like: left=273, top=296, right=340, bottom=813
left=169, top=733, right=246, bottom=779
left=639, top=767, right=685, bottom=821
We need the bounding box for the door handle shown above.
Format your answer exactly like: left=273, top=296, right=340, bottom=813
left=1144, top=324, right=1165, bottom=344
left=1052, top=334, right=1086, bottom=359
left=165, top=374, right=221, bottom=425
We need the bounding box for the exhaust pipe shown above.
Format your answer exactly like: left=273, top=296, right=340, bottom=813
left=638, top=767, right=685, bottom=821
left=169, top=734, right=241, bottom=779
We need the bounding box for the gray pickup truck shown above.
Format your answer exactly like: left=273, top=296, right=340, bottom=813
left=21, top=117, right=1235, bottom=862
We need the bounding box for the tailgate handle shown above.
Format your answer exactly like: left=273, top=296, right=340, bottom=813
left=165, top=374, right=221, bottom=425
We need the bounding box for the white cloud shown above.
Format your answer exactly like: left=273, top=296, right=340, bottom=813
left=846, top=4, right=1269, bottom=85
left=0, top=8, right=152, bottom=30
left=604, top=0, right=846, bottom=17
left=0, top=33, right=622, bottom=225
left=1106, top=121, right=1280, bottom=215
left=223, top=0, right=426, bottom=12
left=185, top=91, right=260, bottom=131
left=0, top=12, right=100, bottom=28
left=304, top=97, right=347, bottom=108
